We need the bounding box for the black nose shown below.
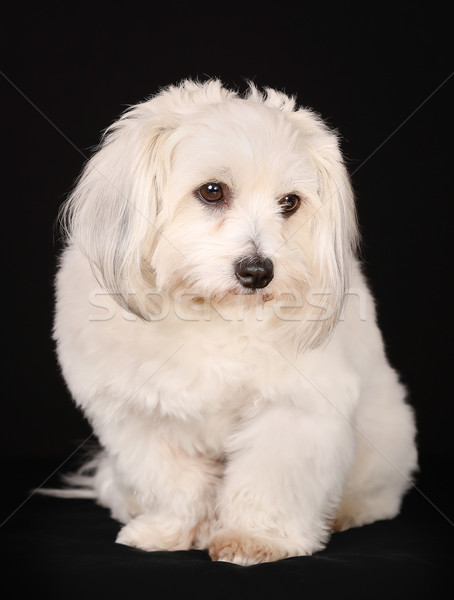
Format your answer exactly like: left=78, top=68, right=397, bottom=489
left=234, top=256, right=274, bottom=289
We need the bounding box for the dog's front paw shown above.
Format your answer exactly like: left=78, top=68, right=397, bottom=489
left=208, top=530, right=303, bottom=566
left=116, top=514, right=195, bottom=552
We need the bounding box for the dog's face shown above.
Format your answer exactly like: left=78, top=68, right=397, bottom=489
left=154, top=100, right=318, bottom=302
left=63, top=80, right=358, bottom=347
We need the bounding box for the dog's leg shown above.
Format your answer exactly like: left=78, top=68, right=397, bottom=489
left=209, top=400, right=355, bottom=565
left=108, top=428, right=222, bottom=552
left=333, top=371, right=417, bottom=532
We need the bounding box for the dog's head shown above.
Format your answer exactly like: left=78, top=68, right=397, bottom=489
left=62, top=79, right=359, bottom=348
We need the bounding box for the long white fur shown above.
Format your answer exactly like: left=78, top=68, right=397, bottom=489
left=52, top=79, right=417, bottom=565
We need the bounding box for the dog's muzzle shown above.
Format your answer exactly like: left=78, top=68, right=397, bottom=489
left=234, top=256, right=274, bottom=290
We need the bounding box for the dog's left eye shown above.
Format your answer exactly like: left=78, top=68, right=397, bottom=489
left=196, top=182, right=225, bottom=204
left=278, top=194, right=301, bottom=216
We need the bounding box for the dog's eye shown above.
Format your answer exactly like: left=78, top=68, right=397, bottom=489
left=278, top=194, right=301, bottom=217
left=197, top=182, right=225, bottom=204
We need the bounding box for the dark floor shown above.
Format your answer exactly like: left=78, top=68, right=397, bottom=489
left=1, top=454, right=452, bottom=599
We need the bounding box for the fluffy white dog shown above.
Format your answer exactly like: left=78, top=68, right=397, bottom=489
left=52, top=79, right=417, bottom=565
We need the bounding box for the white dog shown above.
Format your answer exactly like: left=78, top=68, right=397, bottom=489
left=52, top=79, right=417, bottom=565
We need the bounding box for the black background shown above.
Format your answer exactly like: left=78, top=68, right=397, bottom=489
left=1, top=1, right=453, bottom=596
left=3, top=1, right=452, bottom=462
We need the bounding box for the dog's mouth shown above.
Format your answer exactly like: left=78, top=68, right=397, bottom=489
left=191, top=287, right=275, bottom=306
left=233, top=287, right=274, bottom=301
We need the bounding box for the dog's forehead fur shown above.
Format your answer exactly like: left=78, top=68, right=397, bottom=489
left=169, top=98, right=317, bottom=201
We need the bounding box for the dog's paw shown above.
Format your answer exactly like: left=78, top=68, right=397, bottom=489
left=208, top=530, right=301, bottom=566
left=116, top=514, right=195, bottom=552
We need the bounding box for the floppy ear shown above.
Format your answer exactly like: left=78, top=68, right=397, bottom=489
left=289, top=108, right=359, bottom=348
left=60, top=95, right=179, bottom=319
left=60, top=79, right=237, bottom=318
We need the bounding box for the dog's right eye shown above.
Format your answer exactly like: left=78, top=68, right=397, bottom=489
left=196, top=182, right=225, bottom=204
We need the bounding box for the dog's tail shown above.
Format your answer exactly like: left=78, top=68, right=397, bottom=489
left=35, top=449, right=133, bottom=523
left=34, top=453, right=100, bottom=500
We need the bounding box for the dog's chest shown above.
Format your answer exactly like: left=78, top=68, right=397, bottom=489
left=134, top=320, right=292, bottom=420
